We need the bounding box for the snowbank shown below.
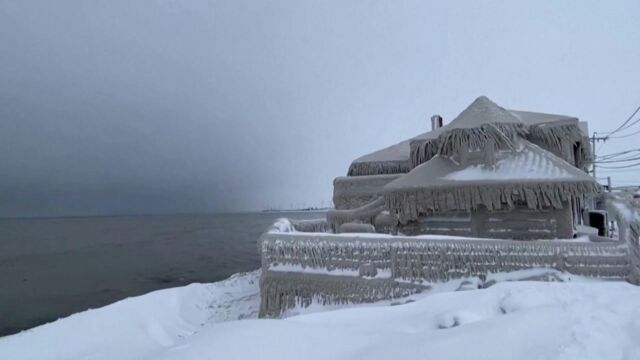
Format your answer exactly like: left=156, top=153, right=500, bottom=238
left=2, top=270, right=640, bottom=360
left=0, top=271, right=261, bottom=360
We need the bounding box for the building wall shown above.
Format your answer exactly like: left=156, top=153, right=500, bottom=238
left=400, top=211, right=472, bottom=237
left=473, top=204, right=574, bottom=240
left=398, top=203, right=574, bottom=240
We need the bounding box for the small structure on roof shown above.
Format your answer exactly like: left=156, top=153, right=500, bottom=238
left=257, top=96, right=640, bottom=318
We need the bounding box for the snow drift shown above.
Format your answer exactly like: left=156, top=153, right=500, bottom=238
left=2, top=269, right=640, bottom=360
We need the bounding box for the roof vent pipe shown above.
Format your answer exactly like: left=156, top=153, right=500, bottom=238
left=431, top=115, right=443, bottom=131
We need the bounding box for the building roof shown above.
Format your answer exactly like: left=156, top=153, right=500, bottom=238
left=347, top=128, right=448, bottom=176
left=351, top=138, right=413, bottom=165
left=446, top=96, right=523, bottom=129
left=509, top=110, right=577, bottom=126
left=384, top=141, right=599, bottom=218
left=347, top=138, right=414, bottom=176
left=347, top=96, right=590, bottom=176
left=386, top=142, right=594, bottom=190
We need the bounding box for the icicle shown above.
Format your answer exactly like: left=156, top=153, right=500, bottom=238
left=347, top=161, right=411, bottom=176
left=437, top=123, right=528, bottom=157
left=410, top=139, right=440, bottom=168
left=527, top=122, right=591, bottom=169
left=386, top=181, right=602, bottom=221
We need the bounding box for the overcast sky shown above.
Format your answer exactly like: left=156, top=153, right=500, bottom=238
left=1, top=1, right=639, bottom=217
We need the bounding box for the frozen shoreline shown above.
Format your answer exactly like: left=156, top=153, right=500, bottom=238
left=0, top=211, right=324, bottom=336
left=2, top=269, right=639, bottom=360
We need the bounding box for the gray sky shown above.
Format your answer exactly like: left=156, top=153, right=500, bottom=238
left=1, top=0, right=639, bottom=217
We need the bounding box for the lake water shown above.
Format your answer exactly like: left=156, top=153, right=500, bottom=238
left=0, top=211, right=324, bottom=336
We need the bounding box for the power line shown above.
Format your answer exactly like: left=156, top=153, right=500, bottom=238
left=597, top=148, right=640, bottom=160
left=590, top=104, right=640, bottom=175
left=598, top=168, right=640, bottom=173
left=596, top=104, right=640, bottom=156
left=608, top=126, right=640, bottom=139
left=620, top=116, right=640, bottom=132
left=598, top=161, right=640, bottom=169
left=603, top=103, right=640, bottom=137
left=596, top=154, right=640, bottom=162
left=597, top=148, right=640, bottom=157
left=595, top=156, right=640, bottom=164
left=609, top=113, right=640, bottom=135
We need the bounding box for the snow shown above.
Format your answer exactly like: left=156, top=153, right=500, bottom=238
left=2, top=270, right=640, bottom=360
left=269, top=263, right=392, bottom=279
left=612, top=200, right=636, bottom=223
left=444, top=146, right=572, bottom=181
left=0, top=271, right=261, bottom=360
left=268, top=218, right=596, bottom=242
left=270, top=263, right=358, bottom=276
left=447, top=96, right=522, bottom=129
left=271, top=217, right=296, bottom=232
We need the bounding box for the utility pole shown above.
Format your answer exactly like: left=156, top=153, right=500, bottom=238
left=590, top=132, right=608, bottom=178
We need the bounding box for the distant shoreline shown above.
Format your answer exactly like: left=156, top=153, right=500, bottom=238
left=0, top=209, right=329, bottom=221
left=261, top=207, right=331, bottom=213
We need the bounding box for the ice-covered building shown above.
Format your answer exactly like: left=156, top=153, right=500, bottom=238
left=330, top=96, right=596, bottom=238
left=258, top=96, right=640, bottom=317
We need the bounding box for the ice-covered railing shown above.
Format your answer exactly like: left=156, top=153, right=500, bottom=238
left=259, top=218, right=635, bottom=317
left=266, top=218, right=330, bottom=234
left=290, top=218, right=328, bottom=233
left=326, top=197, right=386, bottom=232
left=606, top=193, right=640, bottom=283
left=333, top=174, right=401, bottom=209
left=261, top=229, right=629, bottom=281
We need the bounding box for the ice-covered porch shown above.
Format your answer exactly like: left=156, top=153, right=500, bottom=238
left=258, top=214, right=638, bottom=317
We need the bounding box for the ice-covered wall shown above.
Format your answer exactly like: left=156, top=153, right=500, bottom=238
left=258, top=219, right=635, bottom=317
left=399, top=204, right=573, bottom=240
left=473, top=204, right=573, bottom=239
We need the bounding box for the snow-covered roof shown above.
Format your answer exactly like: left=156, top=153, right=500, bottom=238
left=347, top=128, right=450, bottom=176
left=443, top=148, right=574, bottom=182
left=509, top=109, right=577, bottom=126
left=384, top=141, right=599, bottom=215
left=386, top=142, right=594, bottom=190
left=348, top=96, right=590, bottom=176
left=446, top=96, right=523, bottom=129
left=352, top=138, right=414, bottom=165
left=347, top=138, right=414, bottom=176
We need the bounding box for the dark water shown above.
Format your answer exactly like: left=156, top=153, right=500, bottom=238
left=0, top=211, right=324, bottom=336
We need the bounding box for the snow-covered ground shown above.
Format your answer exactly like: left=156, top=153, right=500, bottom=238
left=2, top=270, right=640, bottom=360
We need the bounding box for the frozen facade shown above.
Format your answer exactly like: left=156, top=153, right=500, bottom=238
left=259, top=96, right=640, bottom=317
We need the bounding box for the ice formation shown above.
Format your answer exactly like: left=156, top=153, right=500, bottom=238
left=258, top=96, right=640, bottom=317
